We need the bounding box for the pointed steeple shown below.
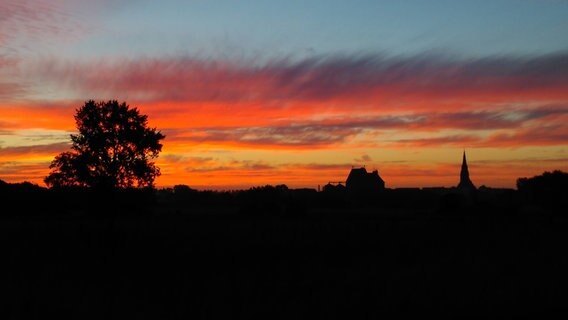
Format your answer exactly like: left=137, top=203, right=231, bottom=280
left=461, top=151, right=469, bottom=180
left=458, top=150, right=476, bottom=190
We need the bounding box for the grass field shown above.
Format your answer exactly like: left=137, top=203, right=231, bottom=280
left=2, top=210, right=568, bottom=318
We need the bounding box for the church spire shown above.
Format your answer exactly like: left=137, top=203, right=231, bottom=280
left=461, top=150, right=469, bottom=180
left=458, top=150, right=475, bottom=190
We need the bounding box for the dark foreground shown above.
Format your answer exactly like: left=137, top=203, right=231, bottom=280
left=3, top=209, right=568, bottom=318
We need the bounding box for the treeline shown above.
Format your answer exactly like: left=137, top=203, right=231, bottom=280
left=0, top=180, right=157, bottom=216
left=1, top=170, right=566, bottom=217
left=517, top=170, right=568, bottom=209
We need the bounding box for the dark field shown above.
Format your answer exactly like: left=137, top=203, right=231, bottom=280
left=3, top=209, right=568, bottom=318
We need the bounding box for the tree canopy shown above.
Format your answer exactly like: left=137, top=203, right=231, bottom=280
left=517, top=170, right=568, bottom=191
left=516, top=170, right=568, bottom=208
left=45, top=100, right=165, bottom=189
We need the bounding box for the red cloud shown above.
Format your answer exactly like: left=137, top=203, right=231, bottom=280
left=484, top=124, right=568, bottom=148
left=33, top=53, right=568, bottom=107
left=2, top=52, right=568, bottom=187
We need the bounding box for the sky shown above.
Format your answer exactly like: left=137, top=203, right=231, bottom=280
left=1, top=0, right=567, bottom=189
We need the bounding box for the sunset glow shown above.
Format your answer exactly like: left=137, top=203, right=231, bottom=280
left=1, top=0, right=567, bottom=189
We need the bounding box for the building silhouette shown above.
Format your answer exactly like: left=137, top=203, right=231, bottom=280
left=322, top=182, right=346, bottom=193
left=346, top=167, right=385, bottom=193
left=457, top=151, right=476, bottom=191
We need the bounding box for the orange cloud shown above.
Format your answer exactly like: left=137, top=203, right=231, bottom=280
left=0, top=101, right=76, bottom=130
left=2, top=53, right=568, bottom=188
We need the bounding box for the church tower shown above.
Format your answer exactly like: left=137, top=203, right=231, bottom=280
left=458, top=151, right=476, bottom=190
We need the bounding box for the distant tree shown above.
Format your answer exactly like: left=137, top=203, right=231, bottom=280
left=517, top=170, right=568, bottom=191
left=45, top=100, right=165, bottom=189
left=173, top=184, right=195, bottom=194
left=517, top=170, right=568, bottom=208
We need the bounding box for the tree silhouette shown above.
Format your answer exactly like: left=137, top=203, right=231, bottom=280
left=516, top=170, right=568, bottom=208
left=45, top=100, right=165, bottom=189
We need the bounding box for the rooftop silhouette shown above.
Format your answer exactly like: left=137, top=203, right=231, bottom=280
left=346, top=167, right=385, bottom=194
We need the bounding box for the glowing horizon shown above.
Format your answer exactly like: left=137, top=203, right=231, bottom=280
left=1, top=1, right=567, bottom=189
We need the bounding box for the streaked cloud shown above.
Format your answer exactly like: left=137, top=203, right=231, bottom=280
left=0, top=142, right=70, bottom=159
left=2, top=49, right=568, bottom=188
left=0, top=0, right=88, bottom=54
left=28, top=53, right=568, bottom=104
left=156, top=104, right=568, bottom=149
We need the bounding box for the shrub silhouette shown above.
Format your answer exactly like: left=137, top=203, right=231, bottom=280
left=45, top=100, right=165, bottom=189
